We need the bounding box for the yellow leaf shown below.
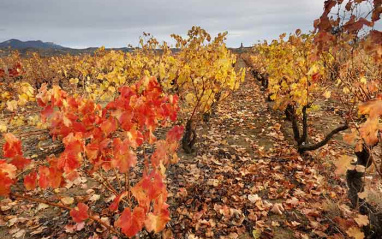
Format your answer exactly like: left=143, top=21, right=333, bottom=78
left=323, top=91, right=331, bottom=99
left=108, top=86, right=116, bottom=93
left=0, top=122, right=7, bottom=133
left=308, top=65, right=319, bottom=75
left=61, top=197, right=74, bottom=205
left=69, top=78, right=79, bottom=85
left=185, top=93, right=196, bottom=105
left=252, top=229, right=261, bottom=239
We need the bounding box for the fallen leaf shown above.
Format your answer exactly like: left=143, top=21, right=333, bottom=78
left=61, top=197, right=74, bottom=205
left=37, top=203, right=49, bottom=211
left=354, top=214, right=369, bottom=227
left=271, top=203, right=284, bottom=215
left=89, top=194, right=101, bottom=202
left=248, top=194, right=260, bottom=203
left=346, top=226, right=364, bottom=239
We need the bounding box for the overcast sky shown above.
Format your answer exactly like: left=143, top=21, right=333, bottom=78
left=0, top=0, right=330, bottom=48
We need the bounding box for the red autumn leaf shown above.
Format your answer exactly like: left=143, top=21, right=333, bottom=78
left=70, top=203, right=89, bottom=223
left=100, top=117, right=118, bottom=136
left=115, top=111, right=133, bottom=131
left=141, top=171, right=165, bottom=200
left=317, top=16, right=332, bottom=32
left=0, top=69, right=5, bottom=78
left=0, top=171, right=14, bottom=196
left=345, top=1, right=352, bottom=11
left=311, top=72, right=321, bottom=82
left=8, top=67, right=20, bottom=78
left=109, top=192, right=128, bottom=211
left=344, top=17, right=374, bottom=32
left=3, top=133, right=22, bottom=158
left=372, top=5, right=382, bottom=21
left=85, top=143, right=100, bottom=162
left=40, top=105, right=54, bottom=121
left=58, top=151, right=82, bottom=172
left=128, top=127, right=144, bottom=147
left=10, top=155, right=31, bottom=170
left=24, top=171, right=37, bottom=190
left=166, top=125, right=184, bottom=143
left=151, top=142, right=167, bottom=166
left=113, top=138, right=130, bottom=155
left=38, top=166, right=50, bottom=189
left=112, top=139, right=137, bottom=173
left=48, top=167, right=63, bottom=189
left=323, top=0, right=337, bottom=15
left=369, top=30, right=382, bottom=45
left=115, top=207, right=145, bottom=237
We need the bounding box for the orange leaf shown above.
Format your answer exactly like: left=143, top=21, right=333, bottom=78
left=335, top=155, right=354, bottom=176
left=100, top=117, right=118, bottom=136
left=359, top=118, right=379, bottom=146
left=145, top=209, right=170, bottom=233
left=358, top=99, right=382, bottom=119
left=115, top=207, right=145, bottom=237
left=131, top=182, right=150, bottom=210
left=346, top=226, right=364, bottom=239
left=0, top=171, right=14, bottom=196
left=3, top=133, right=22, bottom=158
left=343, top=129, right=358, bottom=144
left=111, top=148, right=137, bottom=173
left=24, top=171, right=37, bottom=190
left=10, top=155, right=31, bottom=170
left=109, top=192, right=128, bottom=211
left=38, top=166, right=50, bottom=189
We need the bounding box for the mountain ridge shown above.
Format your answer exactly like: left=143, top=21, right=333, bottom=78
left=0, top=39, right=67, bottom=49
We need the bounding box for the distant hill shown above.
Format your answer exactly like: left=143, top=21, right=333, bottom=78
left=0, top=39, right=249, bottom=57
left=0, top=39, right=66, bottom=50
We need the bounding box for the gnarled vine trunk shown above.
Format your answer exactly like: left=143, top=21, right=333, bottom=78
left=285, top=104, right=348, bottom=153
left=252, top=70, right=268, bottom=91
left=182, top=119, right=197, bottom=154
left=346, top=144, right=382, bottom=238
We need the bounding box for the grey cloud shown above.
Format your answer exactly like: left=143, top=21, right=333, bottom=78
left=0, top=0, right=330, bottom=48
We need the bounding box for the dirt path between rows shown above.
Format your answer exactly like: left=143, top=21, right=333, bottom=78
left=165, top=57, right=351, bottom=238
